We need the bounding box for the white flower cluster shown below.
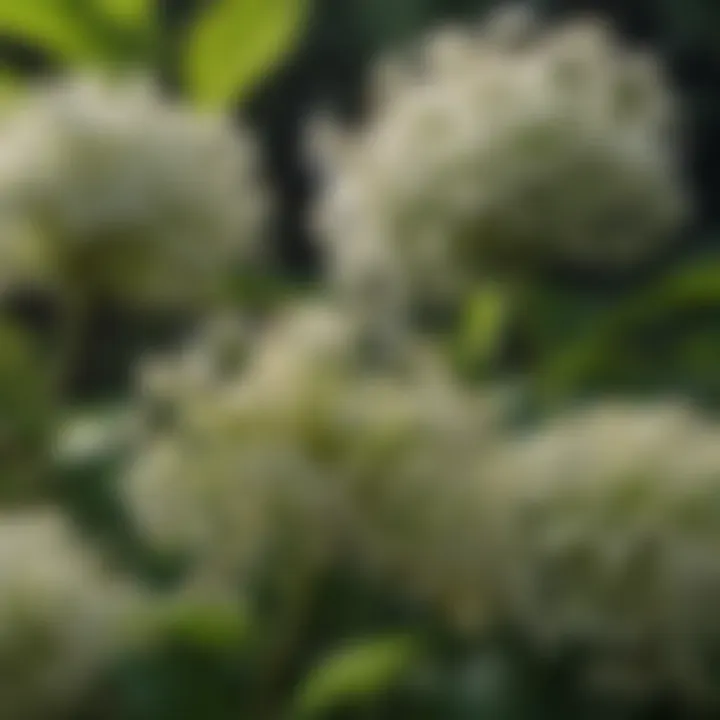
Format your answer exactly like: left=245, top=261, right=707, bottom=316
left=312, top=7, right=687, bottom=312
left=0, top=74, right=268, bottom=307
left=123, top=303, right=505, bottom=592
left=122, top=302, right=720, bottom=700
left=0, top=508, right=143, bottom=719
left=483, top=400, right=720, bottom=699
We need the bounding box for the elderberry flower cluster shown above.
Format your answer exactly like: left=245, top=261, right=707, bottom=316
left=123, top=303, right=506, bottom=594
left=482, top=400, right=720, bottom=700
left=0, top=74, right=268, bottom=307
left=0, top=509, right=144, bottom=719
left=312, top=7, right=687, bottom=313
left=122, top=302, right=720, bottom=703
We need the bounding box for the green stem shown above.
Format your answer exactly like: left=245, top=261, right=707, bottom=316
left=254, top=562, right=320, bottom=720
left=52, top=287, right=86, bottom=405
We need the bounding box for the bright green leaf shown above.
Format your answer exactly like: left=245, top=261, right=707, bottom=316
left=155, top=594, right=249, bottom=651
left=185, top=0, right=309, bottom=109
left=92, top=0, right=150, bottom=28
left=0, top=68, right=23, bottom=107
left=88, top=0, right=155, bottom=64
left=0, top=0, right=108, bottom=64
left=455, top=283, right=509, bottom=375
left=293, top=634, right=420, bottom=718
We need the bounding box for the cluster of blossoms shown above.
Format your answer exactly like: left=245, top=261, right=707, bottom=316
left=123, top=302, right=507, bottom=599
left=0, top=70, right=274, bottom=716
left=0, top=509, right=144, bottom=719
left=311, top=7, right=688, bottom=314
left=125, top=303, right=362, bottom=577
left=0, top=72, right=273, bottom=716
left=481, top=401, right=720, bottom=700
left=0, top=74, right=268, bottom=308
left=123, top=303, right=720, bottom=702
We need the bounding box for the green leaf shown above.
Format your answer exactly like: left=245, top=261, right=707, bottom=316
left=0, top=0, right=154, bottom=68
left=538, top=258, right=720, bottom=399
left=293, top=634, right=420, bottom=718
left=0, top=318, right=53, bottom=501
left=455, top=283, right=509, bottom=376
left=0, top=68, right=23, bottom=106
left=156, top=595, right=249, bottom=652
left=92, top=0, right=150, bottom=28
left=88, top=0, right=155, bottom=62
left=0, top=0, right=107, bottom=64
left=185, top=0, right=309, bottom=109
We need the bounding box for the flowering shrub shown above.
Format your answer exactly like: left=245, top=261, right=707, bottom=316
left=0, top=1, right=717, bottom=718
